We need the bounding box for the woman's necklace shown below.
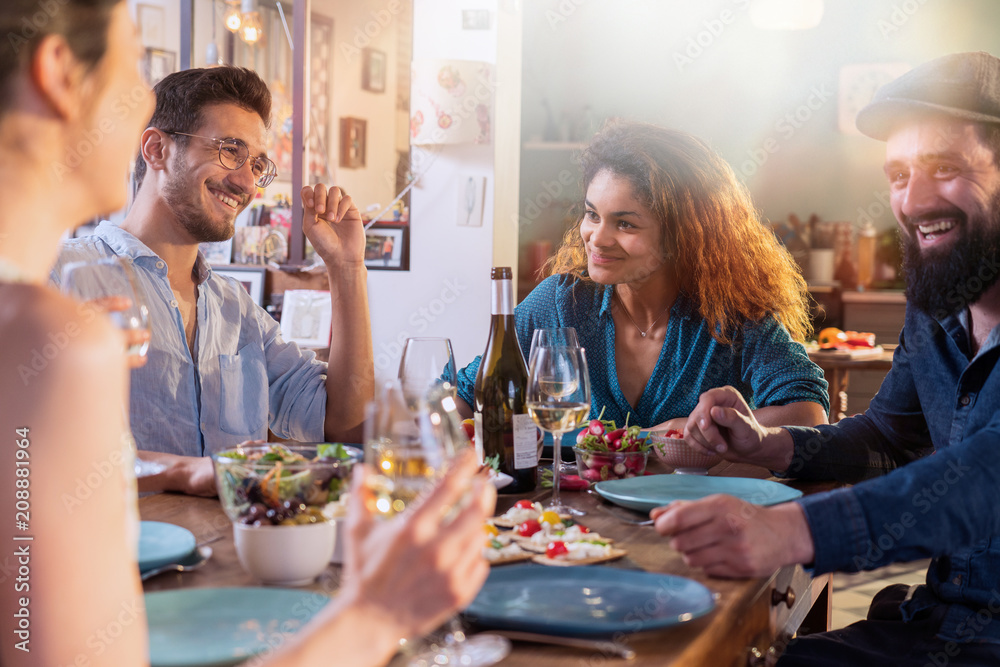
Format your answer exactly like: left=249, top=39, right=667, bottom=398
left=615, top=291, right=669, bottom=338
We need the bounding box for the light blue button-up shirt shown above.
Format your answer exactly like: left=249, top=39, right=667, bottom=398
left=52, top=222, right=327, bottom=456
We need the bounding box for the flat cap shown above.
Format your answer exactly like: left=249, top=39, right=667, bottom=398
left=856, top=51, right=1000, bottom=140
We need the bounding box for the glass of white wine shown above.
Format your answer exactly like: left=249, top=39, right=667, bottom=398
left=363, top=381, right=441, bottom=518
left=527, top=332, right=590, bottom=516
left=60, top=257, right=150, bottom=361
left=364, top=381, right=510, bottom=667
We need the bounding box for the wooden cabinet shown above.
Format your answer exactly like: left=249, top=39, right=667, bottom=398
left=840, top=291, right=906, bottom=415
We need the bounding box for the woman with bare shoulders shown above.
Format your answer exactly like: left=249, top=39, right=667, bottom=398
left=0, top=2, right=492, bottom=665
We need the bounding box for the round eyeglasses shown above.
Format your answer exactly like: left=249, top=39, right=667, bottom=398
left=166, top=131, right=278, bottom=188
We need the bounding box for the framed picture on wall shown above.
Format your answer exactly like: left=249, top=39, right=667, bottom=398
left=339, top=117, right=367, bottom=169
left=364, top=223, right=409, bottom=271
left=362, top=48, right=386, bottom=92
left=212, top=266, right=267, bottom=306
left=144, top=48, right=175, bottom=87
left=308, top=14, right=334, bottom=183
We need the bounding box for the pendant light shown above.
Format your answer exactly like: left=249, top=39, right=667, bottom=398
left=238, top=0, right=263, bottom=45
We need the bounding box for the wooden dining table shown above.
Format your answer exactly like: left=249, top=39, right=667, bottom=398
left=140, top=464, right=835, bottom=667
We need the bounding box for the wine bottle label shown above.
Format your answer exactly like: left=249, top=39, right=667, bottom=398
left=473, top=412, right=485, bottom=465
left=512, top=413, right=538, bottom=469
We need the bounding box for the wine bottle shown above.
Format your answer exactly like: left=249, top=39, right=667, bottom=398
left=474, top=267, right=537, bottom=493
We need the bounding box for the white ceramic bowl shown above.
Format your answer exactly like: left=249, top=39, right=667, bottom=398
left=329, top=517, right=346, bottom=564
left=233, top=522, right=335, bottom=586
left=650, top=435, right=722, bottom=475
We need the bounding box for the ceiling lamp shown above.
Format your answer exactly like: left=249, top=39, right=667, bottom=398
left=750, top=0, right=823, bottom=30
left=223, top=0, right=242, bottom=32
left=238, top=0, right=263, bottom=45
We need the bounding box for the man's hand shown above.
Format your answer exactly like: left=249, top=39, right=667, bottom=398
left=301, top=185, right=366, bottom=266
left=649, top=417, right=688, bottom=435
left=651, top=496, right=815, bottom=578
left=685, top=386, right=770, bottom=460
left=135, top=441, right=273, bottom=497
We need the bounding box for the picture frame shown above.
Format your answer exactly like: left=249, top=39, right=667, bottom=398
left=339, top=117, right=367, bottom=169
left=200, top=239, right=233, bottom=265
left=136, top=4, right=165, bottom=47
left=364, top=223, right=409, bottom=271
left=280, top=290, right=332, bottom=348
left=212, top=266, right=267, bottom=306
left=308, top=13, right=334, bottom=183
left=144, top=48, right=175, bottom=87
left=362, top=48, right=386, bottom=93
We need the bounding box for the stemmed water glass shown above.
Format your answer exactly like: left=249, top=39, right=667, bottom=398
left=527, top=328, right=590, bottom=516
left=364, top=381, right=510, bottom=666
left=398, top=337, right=457, bottom=411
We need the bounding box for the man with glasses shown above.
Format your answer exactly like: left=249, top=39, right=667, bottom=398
left=53, top=66, right=374, bottom=496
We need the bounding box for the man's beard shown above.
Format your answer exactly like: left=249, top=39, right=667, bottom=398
left=902, top=190, right=1000, bottom=319
left=161, top=157, right=242, bottom=244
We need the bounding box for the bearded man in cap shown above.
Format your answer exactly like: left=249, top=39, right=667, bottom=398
left=650, top=51, right=1000, bottom=666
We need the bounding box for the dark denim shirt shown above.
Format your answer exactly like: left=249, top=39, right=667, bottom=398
left=785, top=304, right=1000, bottom=645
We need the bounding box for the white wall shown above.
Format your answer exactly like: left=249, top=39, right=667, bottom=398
left=368, top=0, right=519, bottom=384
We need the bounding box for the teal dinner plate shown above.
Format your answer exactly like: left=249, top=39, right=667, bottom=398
left=594, top=475, right=802, bottom=512
left=138, top=521, right=196, bottom=573
left=146, top=587, right=330, bottom=667
left=464, top=565, right=714, bottom=637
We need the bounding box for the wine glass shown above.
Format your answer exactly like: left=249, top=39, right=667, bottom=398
left=61, top=257, right=152, bottom=478
left=364, top=382, right=510, bottom=667
left=398, top=337, right=457, bottom=411
left=527, top=330, right=590, bottom=516
left=528, top=327, right=579, bottom=367
left=60, top=257, right=151, bottom=360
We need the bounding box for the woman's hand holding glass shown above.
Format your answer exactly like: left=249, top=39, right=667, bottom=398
left=342, top=449, right=495, bottom=648
left=362, top=381, right=509, bottom=666
left=60, top=257, right=151, bottom=368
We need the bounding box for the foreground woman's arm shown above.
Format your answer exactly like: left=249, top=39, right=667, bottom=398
left=1, top=289, right=146, bottom=667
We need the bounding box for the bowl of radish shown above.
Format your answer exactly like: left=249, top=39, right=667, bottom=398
left=573, top=414, right=651, bottom=483
left=650, top=429, right=721, bottom=475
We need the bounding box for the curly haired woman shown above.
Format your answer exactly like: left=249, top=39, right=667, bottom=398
left=457, top=120, right=828, bottom=436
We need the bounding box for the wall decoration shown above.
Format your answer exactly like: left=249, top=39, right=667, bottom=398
left=308, top=14, right=334, bottom=183
left=364, top=223, right=409, bottom=271
left=280, top=290, right=332, bottom=347
left=410, top=59, right=494, bottom=145
left=362, top=48, right=387, bottom=92
left=144, top=48, right=175, bottom=87
left=200, top=239, right=233, bottom=265
left=339, top=117, right=367, bottom=169
left=213, top=266, right=266, bottom=306
left=137, top=4, right=165, bottom=47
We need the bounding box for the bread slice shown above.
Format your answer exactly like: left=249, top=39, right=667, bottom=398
left=531, top=547, right=628, bottom=566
